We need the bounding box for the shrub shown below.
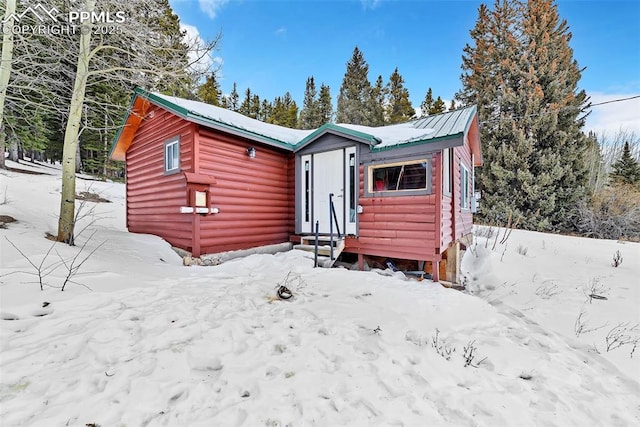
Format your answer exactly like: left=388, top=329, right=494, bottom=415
left=572, top=184, right=640, bottom=240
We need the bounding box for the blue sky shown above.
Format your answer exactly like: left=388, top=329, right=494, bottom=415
left=169, top=0, right=640, bottom=136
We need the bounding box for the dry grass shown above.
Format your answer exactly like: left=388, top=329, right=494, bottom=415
left=75, top=191, right=111, bottom=203
left=0, top=215, right=17, bottom=229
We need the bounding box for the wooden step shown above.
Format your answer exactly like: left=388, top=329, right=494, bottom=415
left=300, top=235, right=345, bottom=248
left=293, top=244, right=335, bottom=257
left=294, top=236, right=346, bottom=267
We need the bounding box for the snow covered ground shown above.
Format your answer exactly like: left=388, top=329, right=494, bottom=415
left=1, top=160, right=639, bottom=426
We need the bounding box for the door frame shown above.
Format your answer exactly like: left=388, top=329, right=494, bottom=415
left=296, top=146, right=358, bottom=236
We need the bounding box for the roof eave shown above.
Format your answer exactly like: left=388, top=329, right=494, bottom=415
left=371, top=132, right=465, bottom=152
left=143, top=89, right=296, bottom=151
left=109, top=91, right=151, bottom=161
left=293, top=123, right=379, bottom=152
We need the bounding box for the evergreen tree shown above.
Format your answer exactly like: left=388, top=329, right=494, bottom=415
left=239, top=88, right=252, bottom=116
left=198, top=73, right=222, bottom=106
left=228, top=82, right=240, bottom=112
left=268, top=92, right=298, bottom=128
left=337, top=46, right=372, bottom=125
left=369, top=75, right=387, bottom=126
left=420, top=88, right=434, bottom=116
left=430, top=96, right=446, bottom=115
left=317, top=84, right=333, bottom=125
left=259, top=99, right=272, bottom=122
left=153, top=0, right=196, bottom=98
left=385, top=68, right=414, bottom=124
left=299, top=76, right=320, bottom=129
left=610, top=142, right=640, bottom=185
left=459, top=0, right=589, bottom=231
left=249, top=94, right=261, bottom=120
left=449, top=99, right=456, bottom=111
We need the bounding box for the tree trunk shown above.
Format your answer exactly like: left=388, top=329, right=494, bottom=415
left=0, top=0, right=16, bottom=170
left=75, top=142, right=82, bottom=173
left=8, top=138, right=18, bottom=162
left=103, top=113, right=108, bottom=176
left=0, top=130, right=5, bottom=168
left=57, top=0, right=95, bottom=245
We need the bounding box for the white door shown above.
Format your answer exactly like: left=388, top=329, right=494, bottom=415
left=314, top=150, right=345, bottom=234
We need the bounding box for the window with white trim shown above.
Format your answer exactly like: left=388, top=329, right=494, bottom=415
left=461, top=163, right=471, bottom=209
left=443, top=148, right=452, bottom=195
left=164, top=137, right=180, bottom=173
left=369, top=159, right=429, bottom=194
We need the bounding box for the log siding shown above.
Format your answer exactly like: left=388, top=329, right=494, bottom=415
left=196, top=128, right=292, bottom=254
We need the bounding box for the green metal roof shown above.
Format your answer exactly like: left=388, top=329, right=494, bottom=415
left=111, top=88, right=478, bottom=159
left=412, top=104, right=477, bottom=138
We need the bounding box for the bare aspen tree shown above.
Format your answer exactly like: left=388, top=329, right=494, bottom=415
left=57, top=0, right=95, bottom=245
left=0, top=0, right=17, bottom=170
left=2, top=0, right=218, bottom=242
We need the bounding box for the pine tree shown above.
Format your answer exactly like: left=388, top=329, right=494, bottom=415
left=610, top=142, right=640, bottom=185
left=299, top=76, right=320, bottom=129
left=369, top=75, right=387, bottom=126
left=430, top=96, right=446, bottom=115
left=420, top=88, right=434, bottom=117
left=459, top=0, right=589, bottom=231
left=259, top=99, right=272, bottom=122
left=386, top=68, right=414, bottom=124
left=317, top=84, right=333, bottom=125
left=449, top=99, right=456, bottom=111
left=268, top=92, right=298, bottom=128
left=337, top=46, right=372, bottom=125
left=249, top=94, right=261, bottom=120
left=239, top=88, right=252, bottom=116
left=198, top=73, right=222, bottom=106
left=521, top=0, right=589, bottom=228
left=228, top=82, right=240, bottom=112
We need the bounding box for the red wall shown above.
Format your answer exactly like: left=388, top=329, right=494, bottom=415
left=196, top=128, right=293, bottom=254
left=453, top=138, right=474, bottom=241
left=125, top=105, right=193, bottom=250
left=346, top=161, right=440, bottom=261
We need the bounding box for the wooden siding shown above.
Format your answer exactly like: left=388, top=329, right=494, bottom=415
left=286, top=154, right=296, bottom=235
left=453, top=138, right=474, bottom=242
left=197, top=128, right=292, bottom=254
left=125, top=106, right=194, bottom=250
left=441, top=194, right=454, bottom=249
left=346, top=164, right=440, bottom=261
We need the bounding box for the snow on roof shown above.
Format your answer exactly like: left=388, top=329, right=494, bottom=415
left=337, top=122, right=435, bottom=148
left=146, top=90, right=475, bottom=150
left=151, top=92, right=314, bottom=146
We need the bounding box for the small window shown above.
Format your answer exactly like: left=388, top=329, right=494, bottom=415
left=304, top=160, right=310, bottom=222
left=369, top=160, right=429, bottom=194
left=349, top=153, right=356, bottom=223
left=165, top=138, right=180, bottom=173
left=461, top=163, right=470, bottom=209
left=443, top=148, right=452, bottom=196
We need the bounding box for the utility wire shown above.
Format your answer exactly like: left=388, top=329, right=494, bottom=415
left=478, top=94, right=640, bottom=125
left=590, top=95, right=640, bottom=107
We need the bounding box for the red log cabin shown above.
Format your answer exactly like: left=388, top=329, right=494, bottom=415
left=110, top=88, right=482, bottom=282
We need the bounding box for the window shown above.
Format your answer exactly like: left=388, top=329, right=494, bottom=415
left=443, top=148, right=452, bottom=195
left=461, top=163, right=470, bottom=209
left=164, top=138, right=180, bottom=173
left=369, top=160, right=429, bottom=194
left=349, top=153, right=356, bottom=222
left=304, top=160, right=310, bottom=222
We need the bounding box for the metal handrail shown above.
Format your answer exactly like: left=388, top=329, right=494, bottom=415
left=314, top=220, right=319, bottom=268
left=329, top=193, right=342, bottom=261
left=314, top=193, right=343, bottom=266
